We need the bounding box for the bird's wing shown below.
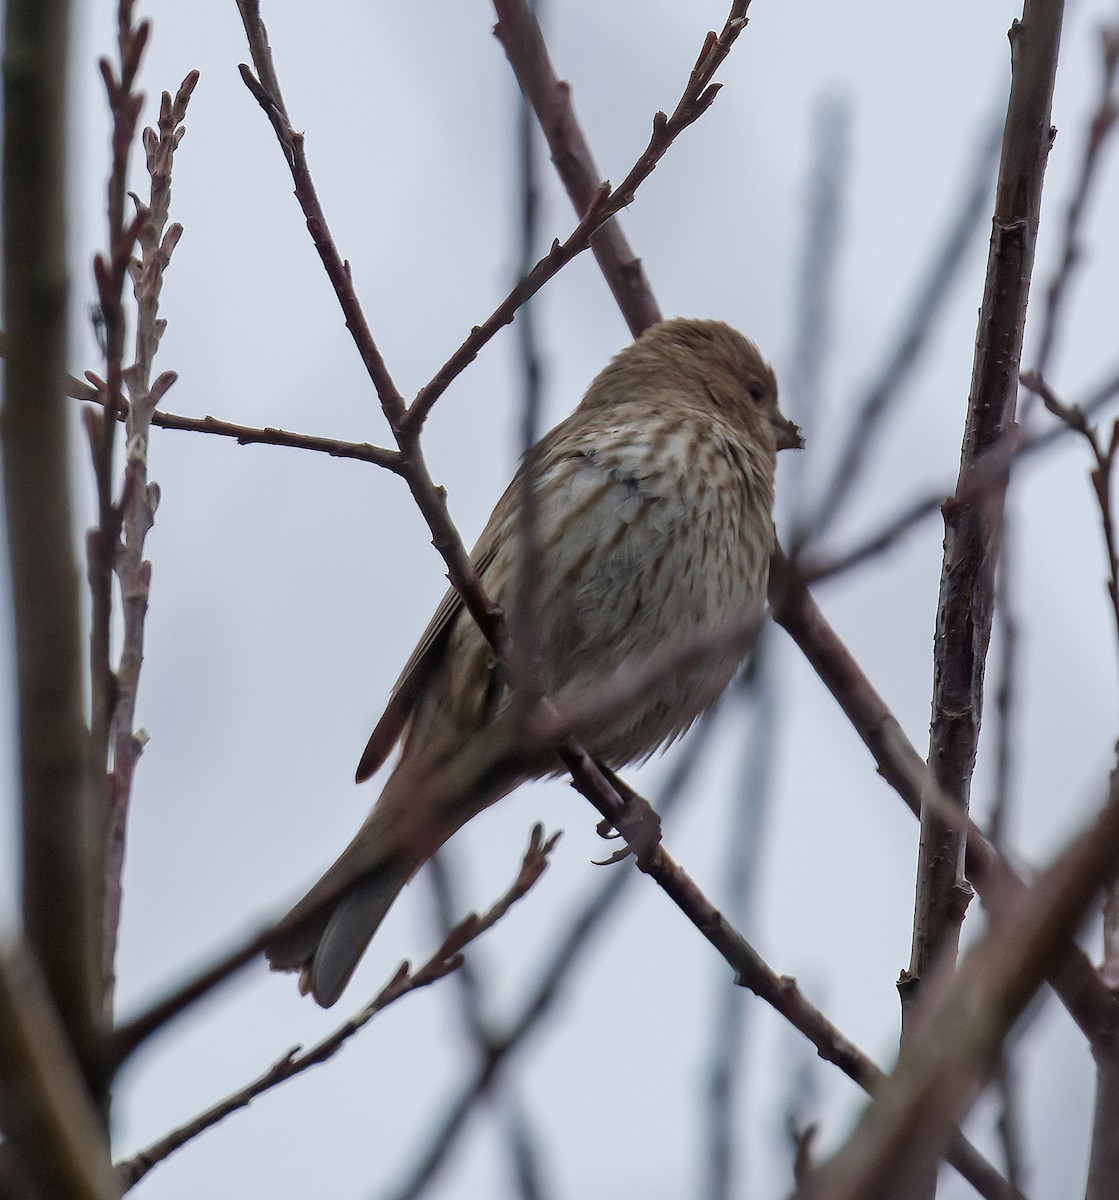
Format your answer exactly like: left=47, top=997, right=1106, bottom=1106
left=354, top=541, right=500, bottom=783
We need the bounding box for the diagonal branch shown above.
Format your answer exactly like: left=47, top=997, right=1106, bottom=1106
left=0, top=945, right=116, bottom=1200
left=802, top=363, right=1119, bottom=584
left=799, top=771, right=1119, bottom=1200
left=115, top=826, right=560, bottom=1191
left=768, top=548, right=1118, bottom=1042
left=403, top=1, right=752, bottom=435
left=492, top=0, right=663, bottom=336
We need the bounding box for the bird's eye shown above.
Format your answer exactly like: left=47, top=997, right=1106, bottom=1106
left=746, top=380, right=766, bottom=403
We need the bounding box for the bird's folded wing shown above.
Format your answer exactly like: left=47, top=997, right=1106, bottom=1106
left=354, top=542, right=500, bottom=782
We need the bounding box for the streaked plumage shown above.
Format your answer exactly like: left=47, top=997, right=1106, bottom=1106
left=266, top=318, right=801, bottom=1006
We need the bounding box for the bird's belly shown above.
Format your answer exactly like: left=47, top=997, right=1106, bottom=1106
left=538, top=489, right=769, bottom=765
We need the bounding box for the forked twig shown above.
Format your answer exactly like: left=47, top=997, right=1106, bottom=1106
left=115, top=827, right=560, bottom=1190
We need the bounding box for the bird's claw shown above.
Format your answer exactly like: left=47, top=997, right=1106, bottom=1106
left=592, top=795, right=662, bottom=869
left=592, top=844, right=634, bottom=866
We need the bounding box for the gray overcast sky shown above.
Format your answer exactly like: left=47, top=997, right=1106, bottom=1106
left=4, top=1, right=1119, bottom=1197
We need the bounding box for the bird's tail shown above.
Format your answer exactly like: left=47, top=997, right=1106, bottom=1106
left=265, top=856, right=413, bottom=1008
left=266, top=723, right=542, bottom=1007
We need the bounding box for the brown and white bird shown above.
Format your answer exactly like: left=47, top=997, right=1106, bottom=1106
left=266, top=318, right=801, bottom=1006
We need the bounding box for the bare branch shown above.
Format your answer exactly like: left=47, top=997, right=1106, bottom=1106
left=798, top=772, right=1119, bottom=1200
left=1021, top=372, right=1119, bottom=650
left=797, top=112, right=1002, bottom=548
left=232, top=0, right=513, bottom=670
left=78, top=388, right=402, bottom=468
left=492, top=0, right=663, bottom=336
left=115, top=827, right=560, bottom=1191
left=909, top=2, right=1067, bottom=1049
left=404, top=0, right=754, bottom=433
left=103, top=67, right=199, bottom=1017
left=2, top=0, right=102, bottom=1079
left=0, top=945, right=116, bottom=1200
left=768, top=547, right=1118, bottom=1042
left=233, top=3, right=406, bottom=428
left=803, top=363, right=1119, bottom=584
left=1027, top=22, right=1119, bottom=388
left=88, top=5, right=150, bottom=805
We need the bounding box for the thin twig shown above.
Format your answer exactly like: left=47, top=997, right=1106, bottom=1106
left=102, top=69, right=199, bottom=1018
left=77, top=384, right=402, bottom=467
left=491, top=0, right=663, bottom=336
left=88, top=3, right=150, bottom=811
left=768, top=546, right=1119, bottom=1043
left=798, top=771, right=1119, bottom=1200
left=704, top=640, right=779, bottom=1200
left=798, top=111, right=1003, bottom=548
left=403, top=0, right=752, bottom=434
left=802, top=363, right=1119, bottom=584
left=1027, top=22, right=1119, bottom=392
left=233, top=0, right=508, bottom=670
left=233, top=2, right=405, bottom=428
left=784, top=93, right=851, bottom=547
left=388, top=704, right=719, bottom=1200
left=115, top=827, right=560, bottom=1190
left=1021, top=373, right=1119, bottom=648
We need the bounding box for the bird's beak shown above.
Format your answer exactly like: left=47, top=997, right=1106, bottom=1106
left=772, top=414, right=804, bottom=452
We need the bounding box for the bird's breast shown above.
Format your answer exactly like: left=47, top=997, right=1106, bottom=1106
left=527, top=418, right=774, bottom=762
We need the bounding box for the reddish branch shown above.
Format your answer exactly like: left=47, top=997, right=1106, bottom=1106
left=100, top=70, right=198, bottom=1016
left=79, top=390, right=402, bottom=468
left=88, top=4, right=149, bottom=812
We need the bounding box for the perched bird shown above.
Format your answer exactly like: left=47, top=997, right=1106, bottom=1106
left=266, top=318, right=801, bottom=1006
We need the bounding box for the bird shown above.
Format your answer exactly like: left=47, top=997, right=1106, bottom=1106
left=265, top=317, right=802, bottom=1006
